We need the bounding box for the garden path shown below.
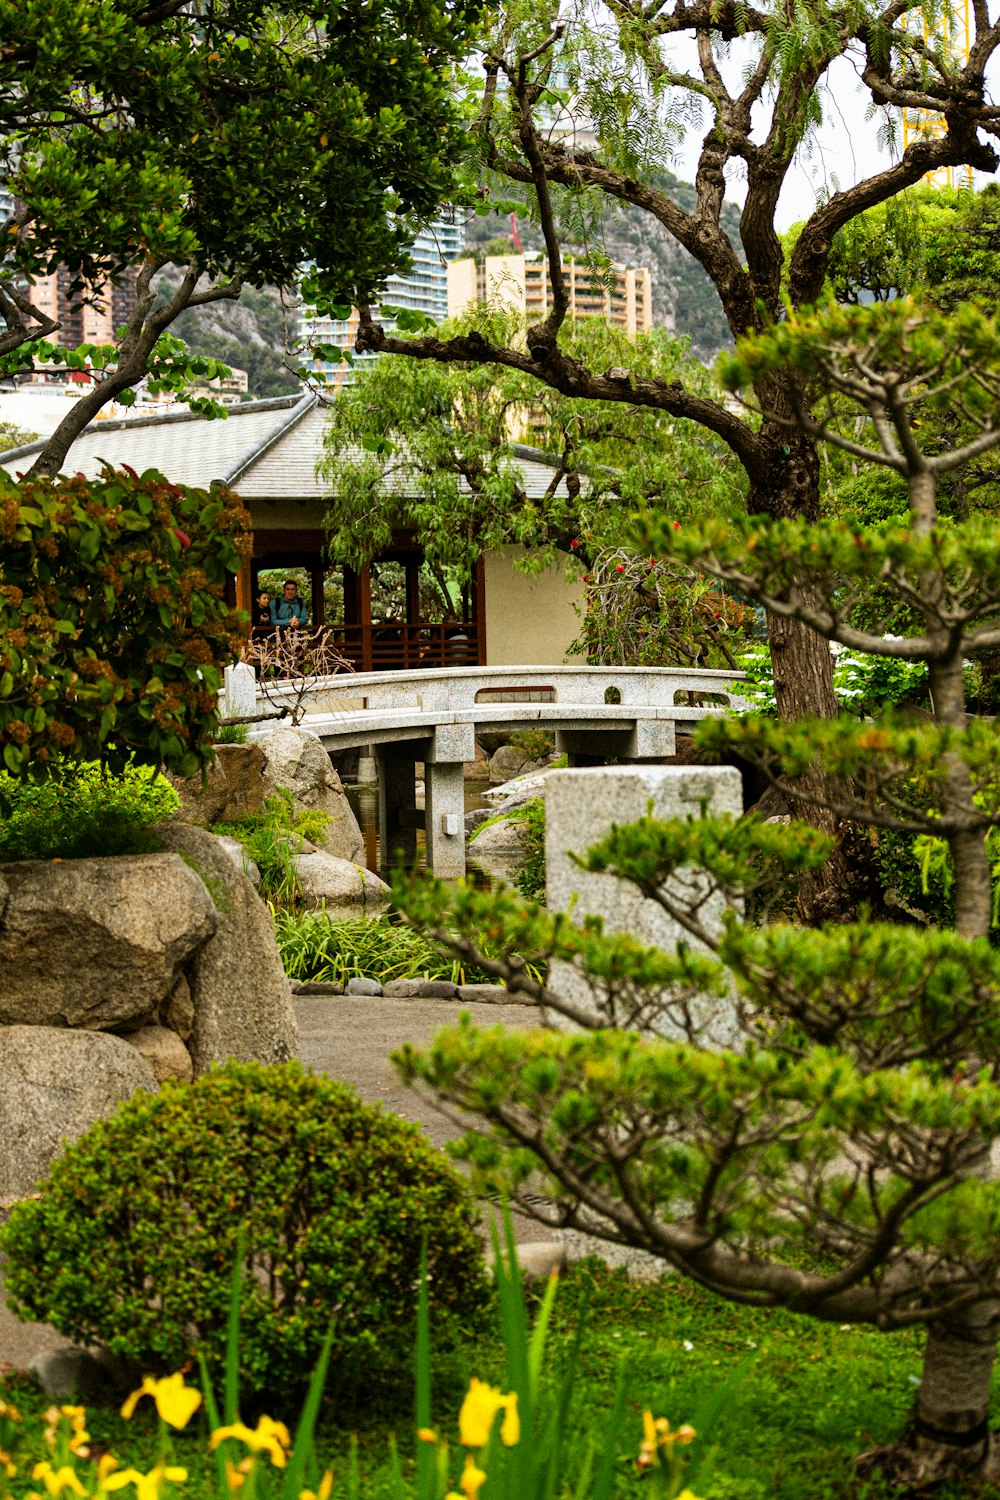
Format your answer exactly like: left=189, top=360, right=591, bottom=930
left=293, top=992, right=558, bottom=1249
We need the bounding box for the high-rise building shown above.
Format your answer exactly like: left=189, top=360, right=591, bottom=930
left=298, top=212, right=465, bottom=390
left=28, top=267, right=138, bottom=348
left=448, top=252, right=656, bottom=336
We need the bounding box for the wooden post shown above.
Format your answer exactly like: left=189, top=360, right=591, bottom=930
left=359, top=563, right=373, bottom=672
left=310, top=565, right=324, bottom=627
left=473, top=555, right=487, bottom=666
left=235, top=554, right=253, bottom=635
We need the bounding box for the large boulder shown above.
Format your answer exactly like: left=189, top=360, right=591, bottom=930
left=168, top=743, right=269, bottom=826
left=153, top=825, right=298, bottom=1075
left=292, top=850, right=391, bottom=911
left=0, top=856, right=216, bottom=1031
left=0, top=1026, right=157, bottom=1206
left=256, top=727, right=365, bottom=863
left=469, top=816, right=528, bottom=856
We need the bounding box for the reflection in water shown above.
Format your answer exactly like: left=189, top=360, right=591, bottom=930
left=345, top=782, right=492, bottom=880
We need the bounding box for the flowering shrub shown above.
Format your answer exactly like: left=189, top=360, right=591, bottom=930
left=0, top=1063, right=487, bottom=1396
left=572, top=549, right=753, bottom=670
left=733, top=641, right=929, bottom=718
left=0, top=466, right=249, bottom=782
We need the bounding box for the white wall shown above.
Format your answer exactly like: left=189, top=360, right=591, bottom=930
left=484, top=546, right=584, bottom=666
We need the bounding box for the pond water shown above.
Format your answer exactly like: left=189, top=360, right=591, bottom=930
left=344, top=779, right=493, bottom=880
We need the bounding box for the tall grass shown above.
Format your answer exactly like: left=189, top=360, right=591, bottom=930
left=274, top=912, right=484, bottom=984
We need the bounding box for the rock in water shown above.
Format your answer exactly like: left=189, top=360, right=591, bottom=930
left=153, top=824, right=298, bottom=1075
left=0, top=1026, right=157, bottom=1205
left=0, top=857, right=216, bottom=1030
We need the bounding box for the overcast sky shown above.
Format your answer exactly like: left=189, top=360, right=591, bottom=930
left=661, top=31, right=998, bottom=230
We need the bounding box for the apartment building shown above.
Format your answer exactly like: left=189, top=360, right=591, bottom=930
left=448, top=252, right=654, bottom=336
left=28, top=267, right=138, bottom=348
left=299, top=213, right=465, bottom=390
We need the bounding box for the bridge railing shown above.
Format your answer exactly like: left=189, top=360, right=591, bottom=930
left=251, top=664, right=749, bottom=719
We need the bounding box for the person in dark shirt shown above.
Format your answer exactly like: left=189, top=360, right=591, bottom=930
left=253, top=590, right=273, bottom=638
left=271, top=579, right=309, bottom=630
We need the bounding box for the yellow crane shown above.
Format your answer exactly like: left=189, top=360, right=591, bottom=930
left=901, top=0, right=973, bottom=187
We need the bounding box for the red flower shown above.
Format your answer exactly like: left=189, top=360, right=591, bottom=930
left=615, top=563, right=625, bottom=573
left=672, top=520, right=681, bottom=530
left=570, top=538, right=579, bottom=549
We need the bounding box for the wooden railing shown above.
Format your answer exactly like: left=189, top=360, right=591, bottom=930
left=326, top=623, right=479, bottom=672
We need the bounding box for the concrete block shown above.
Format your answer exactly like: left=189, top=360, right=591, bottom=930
left=545, top=766, right=743, bottom=1044
left=223, top=662, right=257, bottom=722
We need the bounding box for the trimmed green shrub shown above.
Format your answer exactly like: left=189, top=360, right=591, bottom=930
left=0, top=761, right=179, bottom=860
left=0, top=1061, right=488, bottom=1396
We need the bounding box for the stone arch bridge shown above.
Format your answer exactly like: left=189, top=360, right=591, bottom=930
left=225, top=664, right=749, bottom=878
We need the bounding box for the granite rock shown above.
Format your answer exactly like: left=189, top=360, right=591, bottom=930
left=123, top=1025, right=194, bottom=1084
left=292, top=851, right=390, bottom=911
left=382, top=979, right=459, bottom=999
left=344, top=977, right=383, bottom=996
left=0, top=1026, right=157, bottom=1205
left=153, top=824, right=298, bottom=1075
left=0, top=855, right=215, bottom=1031
left=257, top=727, right=365, bottom=863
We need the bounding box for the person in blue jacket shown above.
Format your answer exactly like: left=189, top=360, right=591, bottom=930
left=271, top=579, right=309, bottom=631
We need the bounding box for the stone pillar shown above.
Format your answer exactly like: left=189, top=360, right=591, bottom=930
left=424, top=763, right=466, bottom=878
left=376, top=752, right=419, bottom=866
left=356, top=744, right=378, bottom=785
left=223, top=662, right=257, bottom=722
left=423, top=723, right=476, bottom=879
left=545, top=765, right=743, bottom=1043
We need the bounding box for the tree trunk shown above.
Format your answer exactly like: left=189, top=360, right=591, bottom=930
left=858, top=1312, right=1000, bottom=1488
left=750, top=429, right=850, bottom=922
left=926, top=655, right=992, bottom=939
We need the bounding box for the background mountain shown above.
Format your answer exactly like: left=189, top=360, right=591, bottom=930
left=465, top=168, right=744, bottom=362
left=161, top=171, right=741, bottom=387
left=157, top=276, right=300, bottom=398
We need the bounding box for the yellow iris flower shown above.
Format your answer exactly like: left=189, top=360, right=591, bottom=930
left=209, top=1416, right=292, bottom=1468
left=297, top=1472, right=333, bottom=1500
left=31, top=1462, right=88, bottom=1497
left=101, top=1463, right=188, bottom=1500
left=457, top=1379, right=520, bottom=1448
left=458, top=1454, right=487, bottom=1499
left=121, top=1376, right=202, bottom=1431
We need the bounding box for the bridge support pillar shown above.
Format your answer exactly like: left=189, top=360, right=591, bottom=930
left=377, top=752, right=419, bottom=867
left=555, top=719, right=675, bottom=765
left=424, top=762, right=467, bottom=879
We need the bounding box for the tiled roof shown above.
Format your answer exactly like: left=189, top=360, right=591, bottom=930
left=0, top=390, right=579, bottom=500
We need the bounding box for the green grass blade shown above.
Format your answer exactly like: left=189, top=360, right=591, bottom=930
left=196, top=1350, right=230, bottom=1495
left=224, top=1231, right=246, bottom=1424
left=539, top=1281, right=590, bottom=1500
left=415, top=1238, right=435, bottom=1497
left=590, top=1363, right=629, bottom=1500
left=280, top=1324, right=337, bottom=1500
left=527, top=1266, right=560, bottom=1396
left=346, top=1437, right=361, bottom=1500
left=569, top=1437, right=595, bottom=1500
